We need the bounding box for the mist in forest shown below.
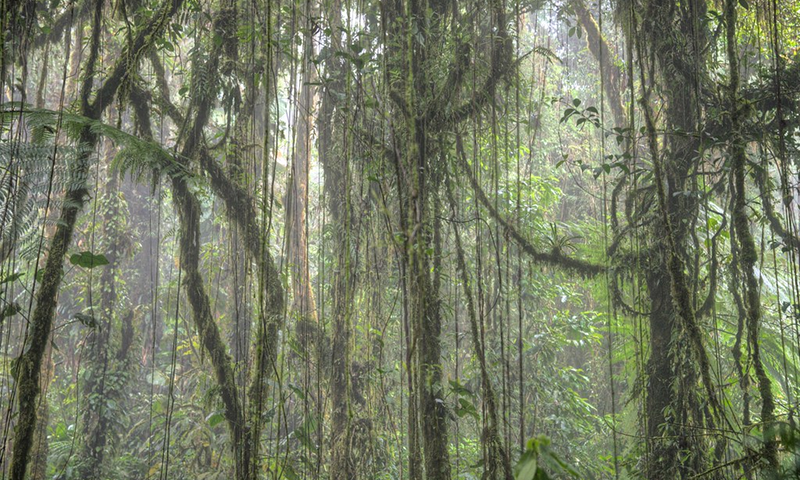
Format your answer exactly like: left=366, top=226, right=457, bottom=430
left=0, top=0, right=799, bottom=478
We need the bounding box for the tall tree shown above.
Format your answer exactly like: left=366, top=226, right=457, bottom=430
left=318, top=1, right=356, bottom=477
left=8, top=0, right=183, bottom=475
left=75, top=147, right=136, bottom=479
left=288, top=0, right=319, bottom=331
left=619, top=0, right=724, bottom=475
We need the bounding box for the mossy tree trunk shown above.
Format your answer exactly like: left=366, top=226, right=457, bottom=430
left=28, top=333, right=53, bottom=480
left=132, top=41, right=253, bottom=477
left=380, top=0, right=517, bottom=476
left=725, top=0, right=778, bottom=471
left=631, top=0, right=727, bottom=473
left=131, top=0, right=285, bottom=476
left=9, top=0, right=183, bottom=474
left=318, top=1, right=355, bottom=476
left=173, top=173, right=248, bottom=477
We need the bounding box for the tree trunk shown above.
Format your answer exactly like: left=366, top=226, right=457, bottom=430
left=644, top=262, right=679, bottom=479
left=725, top=0, right=777, bottom=470
left=447, top=178, right=512, bottom=480
left=319, top=2, right=354, bottom=476
left=287, top=8, right=318, bottom=329
left=8, top=0, right=184, bottom=472
left=172, top=173, right=248, bottom=478
left=627, top=0, right=721, bottom=476
left=569, top=0, right=626, bottom=130
left=28, top=333, right=53, bottom=480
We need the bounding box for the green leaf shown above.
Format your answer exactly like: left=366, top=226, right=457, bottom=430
left=349, top=42, right=363, bottom=54
left=0, top=302, right=20, bottom=321
left=10, top=356, right=20, bottom=380
left=206, top=412, right=225, bottom=428
left=449, top=379, right=474, bottom=397
left=534, top=470, right=552, bottom=480
left=69, top=251, right=109, bottom=269
left=289, top=383, right=306, bottom=400
left=456, top=398, right=479, bottom=420
left=283, top=464, right=300, bottom=480
left=0, top=272, right=22, bottom=285
left=515, top=452, right=538, bottom=480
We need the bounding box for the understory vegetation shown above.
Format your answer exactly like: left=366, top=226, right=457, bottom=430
left=1, top=0, right=799, bottom=478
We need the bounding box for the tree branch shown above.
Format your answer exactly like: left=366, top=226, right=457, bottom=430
left=454, top=134, right=604, bottom=276
left=88, top=0, right=183, bottom=117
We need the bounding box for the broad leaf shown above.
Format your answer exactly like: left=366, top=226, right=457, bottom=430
left=69, top=251, right=109, bottom=269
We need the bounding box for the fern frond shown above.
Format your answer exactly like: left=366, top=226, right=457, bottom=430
left=1, top=104, right=190, bottom=184
left=532, top=46, right=562, bottom=64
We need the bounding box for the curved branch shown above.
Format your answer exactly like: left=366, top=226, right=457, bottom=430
left=88, top=0, right=183, bottom=117
left=454, top=134, right=604, bottom=276
left=609, top=271, right=650, bottom=317
left=695, top=213, right=725, bottom=320
left=149, top=51, right=186, bottom=125
left=431, top=0, right=513, bottom=128
left=754, top=162, right=800, bottom=252
left=443, top=54, right=522, bottom=127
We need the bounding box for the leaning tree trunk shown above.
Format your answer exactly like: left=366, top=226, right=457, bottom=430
left=9, top=0, right=183, bottom=474
left=10, top=4, right=101, bottom=474
left=172, top=173, right=248, bottom=478
left=130, top=66, right=251, bottom=479
left=131, top=0, right=285, bottom=475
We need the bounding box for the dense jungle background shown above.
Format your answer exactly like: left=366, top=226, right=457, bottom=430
left=0, top=0, right=799, bottom=477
